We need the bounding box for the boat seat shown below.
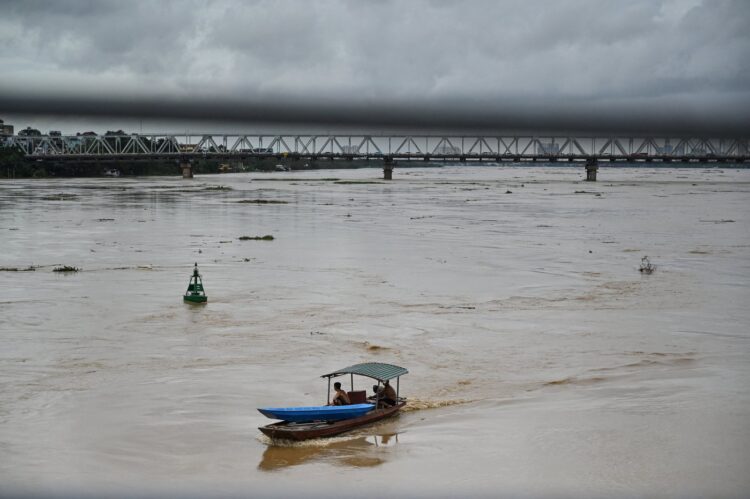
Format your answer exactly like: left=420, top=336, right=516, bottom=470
left=347, top=390, right=367, bottom=404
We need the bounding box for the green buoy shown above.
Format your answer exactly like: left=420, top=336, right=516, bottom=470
left=184, top=262, right=207, bottom=303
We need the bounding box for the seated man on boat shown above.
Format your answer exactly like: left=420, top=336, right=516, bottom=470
left=331, top=382, right=351, bottom=406
left=370, top=381, right=397, bottom=407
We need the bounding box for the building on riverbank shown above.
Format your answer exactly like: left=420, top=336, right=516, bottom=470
left=0, top=118, right=14, bottom=137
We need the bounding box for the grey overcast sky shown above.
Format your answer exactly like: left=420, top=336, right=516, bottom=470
left=1, top=0, right=749, bottom=134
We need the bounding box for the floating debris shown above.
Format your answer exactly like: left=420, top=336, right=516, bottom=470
left=237, top=199, right=288, bottom=204
left=204, top=185, right=232, bottom=191
left=239, top=235, right=274, bottom=241
left=0, top=266, right=36, bottom=272
left=639, top=256, right=656, bottom=274
left=41, top=193, right=78, bottom=201
left=334, top=180, right=383, bottom=185
left=53, top=266, right=79, bottom=273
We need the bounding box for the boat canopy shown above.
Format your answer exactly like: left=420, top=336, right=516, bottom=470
left=322, top=362, right=408, bottom=383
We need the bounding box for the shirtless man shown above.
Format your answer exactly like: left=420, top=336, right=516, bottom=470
left=371, top=381, right=397, bottom=406
left=381, top=380, right=397, bottom=405
left=331, top=382, right=351, bottom=406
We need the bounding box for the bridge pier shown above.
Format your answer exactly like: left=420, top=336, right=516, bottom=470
left=180, top=159, right=193, bottom=179
left=383, top=156, right=394, bottom=180
left=585, top=158, right=598, bottom=181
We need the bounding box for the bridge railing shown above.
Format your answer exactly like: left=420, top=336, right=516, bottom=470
left=4, top=134, right=749, bottom=160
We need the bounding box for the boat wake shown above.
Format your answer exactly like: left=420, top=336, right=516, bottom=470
left=400, top=397, right=472, bottom=412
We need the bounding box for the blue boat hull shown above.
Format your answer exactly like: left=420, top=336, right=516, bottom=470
left=258, top=403, right=375, bottom=423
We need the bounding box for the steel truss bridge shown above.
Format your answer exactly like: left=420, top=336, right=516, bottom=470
left=6, top=133, right=749, bottom=163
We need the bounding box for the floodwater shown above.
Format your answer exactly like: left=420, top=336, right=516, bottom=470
left=1, top=165, right=749, bottom=498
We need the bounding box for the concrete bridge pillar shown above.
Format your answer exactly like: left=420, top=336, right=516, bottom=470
left=585, top=158, right=598, bottom=182
left=383, top=156, right=394, bottom=180
left=180, top=159, right=193, bottom=179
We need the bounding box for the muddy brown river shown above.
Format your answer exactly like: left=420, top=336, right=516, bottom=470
left=1, top=166, right=748, bottom=497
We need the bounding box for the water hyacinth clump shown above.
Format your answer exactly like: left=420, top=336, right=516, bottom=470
left=238, top=235, right=274, bottom=241
left=53, top=265, right=79, bottom=272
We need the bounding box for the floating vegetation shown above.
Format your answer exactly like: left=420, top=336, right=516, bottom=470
left=53, top=265, right=79, bottom=273
left=0, top=266, right=36, bottom=272
left=639, top=256, right=655, bottom=274
left=41, top=193, right=78, bottom=201
left=252, top=178, right=340, bottom=182
left=237, top=199, right=288, bottom=204
left=239, top=235, right=274, bottom=241
left=334, top=180, right=383, bottom=185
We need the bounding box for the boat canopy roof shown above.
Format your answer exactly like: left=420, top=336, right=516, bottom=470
left=322, top=362, right=408, bottom=383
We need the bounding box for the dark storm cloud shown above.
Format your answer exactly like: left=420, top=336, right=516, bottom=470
left=1, top=0, right=748, bottom=133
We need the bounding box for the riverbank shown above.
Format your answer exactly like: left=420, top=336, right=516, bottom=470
left=0, top=149, right=393, bottom=178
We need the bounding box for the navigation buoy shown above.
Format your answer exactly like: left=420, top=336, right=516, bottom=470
left=184, top=262, right=207, bottom=303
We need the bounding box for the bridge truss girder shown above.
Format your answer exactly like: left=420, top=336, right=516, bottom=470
left=5, top=133, right=749, bottom=161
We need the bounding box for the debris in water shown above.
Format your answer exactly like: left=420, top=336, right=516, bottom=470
left=239, top=235, right=274, bottom=241
left=1, top=266, right=36, bottom=272
left=237, top=199, right=288, bottom=204
left=639, top=256, right=656, bottom=274
left=41, top=193, right=78, bottom=201
left=334, top=180, right=383, bottom=185
left=53, top=266, right=79, bottom=273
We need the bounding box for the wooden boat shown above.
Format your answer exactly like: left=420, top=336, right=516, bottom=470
left=258, top=403, right=375, bottom=423
left=258, top=362, right=408, bottom=441
left=259, top=402, right=405, bottom=441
